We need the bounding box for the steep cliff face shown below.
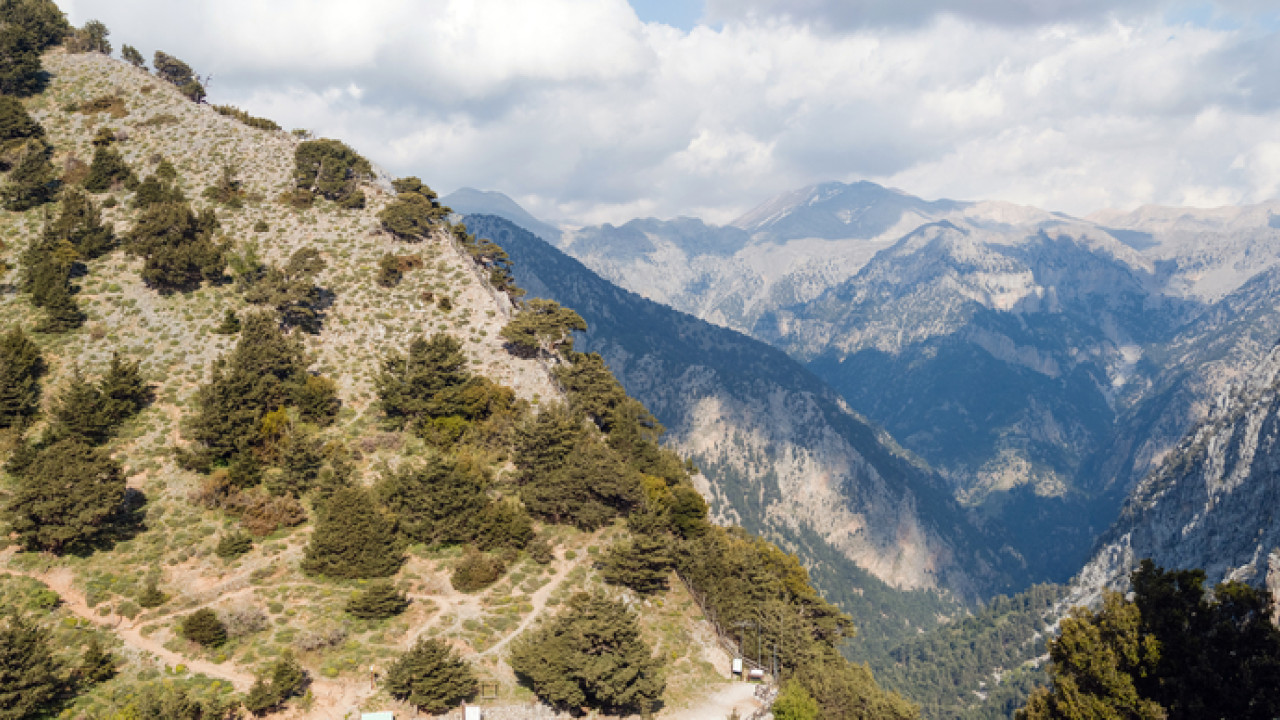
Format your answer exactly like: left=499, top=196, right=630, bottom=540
left=1075, top=343, right=1280, bottom=602
left=463, top=214, right=1023, bottom=600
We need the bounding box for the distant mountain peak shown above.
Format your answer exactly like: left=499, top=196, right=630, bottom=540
left=443, top=187, right=563, bottom=243
left=729, top=179, right=965, bottom=242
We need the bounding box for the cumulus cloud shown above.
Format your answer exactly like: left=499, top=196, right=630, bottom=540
left=57, top=0, right=1280, bottom=224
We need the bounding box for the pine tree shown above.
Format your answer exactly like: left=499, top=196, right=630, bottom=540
left=137, top=577, right=169, bottom=608
left=293, top=139, right=369, bottom=204
left=213, top=309, right=241, bottom=334
left=45, top=188, right=115, bottom=259
left=510, top=592, right=664, bottom=715
left=450, top=547, right=507, bottom=593
left=49, top=369, right=110, bottom=442
left=243, top=652, right=307, bottom=715
left=0, top=326, right=44, bottom=429
left=0, top=615, right=63, bottom=720
left=773, top=681, right=820, bottom=720
left=385, top=638, right=477, bottom=714
left=345, top=580, right=410, bottom=619
left=97, top=352, right=149, bottom=426
left=301, top=485, right=402, bottom=579
left=4, top=437, right=127, bottom=553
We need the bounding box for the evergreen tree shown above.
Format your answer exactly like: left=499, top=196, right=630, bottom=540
left=243, top=652, right=306, bottom=715
left=377, top=455, right=490, bottom=547
left=510, top=592, right=664, bottom=715
left=180, top=609, right=226, bottom=648
left=49, top=369, right=110, bottom=442
left=242, top=247, right=329, bottom=333
left=376, top=333, right=513, bottom=436
left=4, top=437, right=127, bottom=553
left=124, top=201, right=225, bottom=293
left=152, top=51, right=195, bottom=87
left=500, top=299, right=587, bottom=359
left=0, top=326, right=44, bottom=429
left=345, top=580, right=410, bottom=619
left=376, top=252, right=403, bottom=287
left=79, top=20, right=110, bottom=54
left=215, top=531, right=253, bottom=561
left=137, top=577, right=169, bottom=608
left=132, top=171, right=186, bottom=209
left=120, top=44, right=144, bottom=68
left=384, top=638, right=477, bottom=714
left=97, top=352, right=149, bottom=425
left=0, top=26, right=45, bottom=97
left=0, top=0, right=70, bottom=50
left=301, top=485, right=402, bottom=579
left=379, top=191, right=447, bottom=240
left=518, top=431, right=641, bottom=530
left=772, top=681, right=820, bottom=720
left=82, top=145, right=135, bottom=192
left=0, top=615, right=63, bottom=720
left=450, top=547, right=507, bottom=593
left=600, top=531, right=674, bottom=595
left=78, top=636, right=117, bottom=684
left=213, top=309, right=241, bottom=334
left=0, top=95, right=43, bottom=151
left=0, top=139, right=57, bottom=211
left=473, top=498, right=534, bottom=551
left=794, top=652, right=920, bottom=720
left=293, top=139, right=369, bottom=204
left=45, top=188, right=116, bottom=259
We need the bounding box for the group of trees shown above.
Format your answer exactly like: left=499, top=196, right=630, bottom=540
left=0, top=0, right=70, bottom=96
left=0, top=614, right=119, bottom=720
left=236, top=246, right=330, bottom=333
left=153, top=50, right=205, bottom=101
left=125, top=199, right=227, bottom=293
left=0, top=96, right=57, bottom=212
left=3, top=350, right=148, bottom=554
left=376, top=332, right=514, bottom=444
left=500, top=299, right=586, bottom=359
left=510, top=592, right=665, bottom=716
left=20, top=189, right=117, bottom=331
left=292, top=139, right=369, bottom=208
left=379, top=176, right=449, bottom=240
left=1019, top=560, right=1280, bottom=719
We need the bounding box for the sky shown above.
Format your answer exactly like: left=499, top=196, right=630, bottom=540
left=58, top=0, right=1280, bottom=225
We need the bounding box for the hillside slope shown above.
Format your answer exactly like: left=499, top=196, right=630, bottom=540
left=0, top=43, right=908, bottom=720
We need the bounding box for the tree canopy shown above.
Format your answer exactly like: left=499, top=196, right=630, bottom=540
left=385, top=638, right=477, bottom=713
left=4, top=437, right=128, bottom=553
left=500, top=299, right=587, bottom=359
left=1018, top=560, right=1280, bottom=720
left=510, top=592, right=664, bottom=715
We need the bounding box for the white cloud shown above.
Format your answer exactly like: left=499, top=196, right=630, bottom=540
left=57, top=0, right=1280, bottom=223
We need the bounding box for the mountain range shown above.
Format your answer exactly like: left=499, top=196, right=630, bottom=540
left=446, top=183, right=1280, bottom=593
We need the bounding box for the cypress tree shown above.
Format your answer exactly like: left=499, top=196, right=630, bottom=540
left=97, top=352, right=149, bottom=426
left=0, top=615, right=63, bottom=720
left=137, top=577, right=169, bottom=608
left=49, top=369, right=110, bottom=442
left=243, top=651, right=306, bottom=715
left=510, top=592, right=664, bottom=715
left=385, top=638, right=477, bottom=714
left=215, top=531, right=253, bottom=561
left=301, top=485, right=402, bottom=579
left=0, top=326, right=44, bottom=429
left=499, top=299, right=586, bottom=359
left=120, top=44, right=144, bottom=68
left=4, top=437, right=127, bottom=553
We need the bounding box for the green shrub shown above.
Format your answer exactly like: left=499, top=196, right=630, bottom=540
left=180, top=609, right=227, bottom=647
left=345, top=580, right=409, bottom=619
left=215, top=531, right=253, bottom=560
left=450, top=548, right=506, bottom=593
